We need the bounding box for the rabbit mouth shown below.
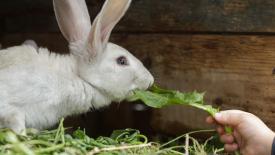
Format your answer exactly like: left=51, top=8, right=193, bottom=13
left=127, top=90, right=134, bottom=97
left=125, top=90, right=138, bottom=102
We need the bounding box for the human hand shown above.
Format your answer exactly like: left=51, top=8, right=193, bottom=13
left=206, top=110, right=275, bottom=155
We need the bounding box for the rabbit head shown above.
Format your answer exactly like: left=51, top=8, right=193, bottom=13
left=53, top=0, right=154, bottom=102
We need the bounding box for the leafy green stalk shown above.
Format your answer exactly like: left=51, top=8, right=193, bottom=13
left=132, top=85, right=234, bottom=133
left=0, top=121, right=226, bottom=155
left=131, top=85, right=218, bottom=116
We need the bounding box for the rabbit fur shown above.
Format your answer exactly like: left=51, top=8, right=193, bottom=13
left=22, top=39, right=38, bottom=51
left=0, top=0, right=154, bottom=133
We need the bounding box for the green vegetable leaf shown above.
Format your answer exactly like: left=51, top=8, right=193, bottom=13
left=73, top=128, right=87, bottom=139
left=133, top=90, right=169, bottom=108
left=132, top=84, right=218, bottom=116
left=131, top=85, right=235, bottom=136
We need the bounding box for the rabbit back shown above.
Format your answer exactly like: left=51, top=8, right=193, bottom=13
left=0, top=45, right=39, bottom=69
left=0, top=45, right=94, bottom=129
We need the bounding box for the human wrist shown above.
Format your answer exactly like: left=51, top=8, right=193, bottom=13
left=267, top=131, right=275, bottom=155
left=270, top=132, right=275, bottom=155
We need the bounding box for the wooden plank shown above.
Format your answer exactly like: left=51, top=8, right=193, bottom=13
left=0, top=33, right=68, bottom=53
left=2, top=0, right=275, bottom=33
left=2, top=33, right=275, bottom=133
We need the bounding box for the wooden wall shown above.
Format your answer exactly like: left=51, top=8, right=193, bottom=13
left=1, top=0, right=275, bottom=135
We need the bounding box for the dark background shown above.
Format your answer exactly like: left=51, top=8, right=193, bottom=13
left=1, top=0, right=275, bottom=137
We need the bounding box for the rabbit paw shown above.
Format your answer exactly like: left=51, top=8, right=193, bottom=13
left=0, top=113, right=26, bottom=134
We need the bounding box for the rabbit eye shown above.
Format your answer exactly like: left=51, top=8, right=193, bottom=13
left=116, top=56, right=128, bottom=66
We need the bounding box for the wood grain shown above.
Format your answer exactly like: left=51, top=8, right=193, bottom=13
left=0, top=33, right=68, bottom=53
left=2, top=0, right=275, bottom=33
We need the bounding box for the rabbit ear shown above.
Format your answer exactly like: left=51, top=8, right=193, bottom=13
left=53, top=0, right=91, bottom=42
left=88, top=0, right=131, bottom=56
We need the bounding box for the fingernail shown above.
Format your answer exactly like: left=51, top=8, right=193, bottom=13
left=215, top=113, right=222, bottom=120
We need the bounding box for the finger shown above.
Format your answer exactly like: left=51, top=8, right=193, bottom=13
left=233, top=130, right=242, bottom=145
left=214, top=110, right=245, bottom=126
left=217, top=126, right=225, bottom=135
left=224, top=143, right=238, bottom=152
left=206, top=116, right=215, bottom=124
left=220, top=134, right=234, bottom=144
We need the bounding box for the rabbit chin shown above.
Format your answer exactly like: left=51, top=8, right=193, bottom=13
left=85, top=81, right=130, bottom=108
left=96, top=88, right=131, bottom=104
left=111, top=91, right=132, bottom=103
left=90, top=89, right=112, bottom=109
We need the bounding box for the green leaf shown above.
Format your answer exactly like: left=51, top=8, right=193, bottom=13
left=73, top=128, right=87, bottom=140
left=132, top=84, right=218, bottom=116
left=131, top=85, right=234, bottom=135
left=133, top=90, right=169, bottom=108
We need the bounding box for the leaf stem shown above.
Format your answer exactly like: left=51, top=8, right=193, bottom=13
left=87, top=143, right=153, bottom=155
left=160, top=129, right=215, bottom=148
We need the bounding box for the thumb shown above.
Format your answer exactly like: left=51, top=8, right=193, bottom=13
left=214, top=110, right=245, bottom=127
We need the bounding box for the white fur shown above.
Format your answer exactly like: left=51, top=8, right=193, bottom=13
left=0, top=0, right=154, bottom=133
left=22, top=40, right=38, bottom=50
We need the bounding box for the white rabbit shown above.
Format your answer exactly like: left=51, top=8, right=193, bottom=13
left=0, top=0, right=154, bottom=133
